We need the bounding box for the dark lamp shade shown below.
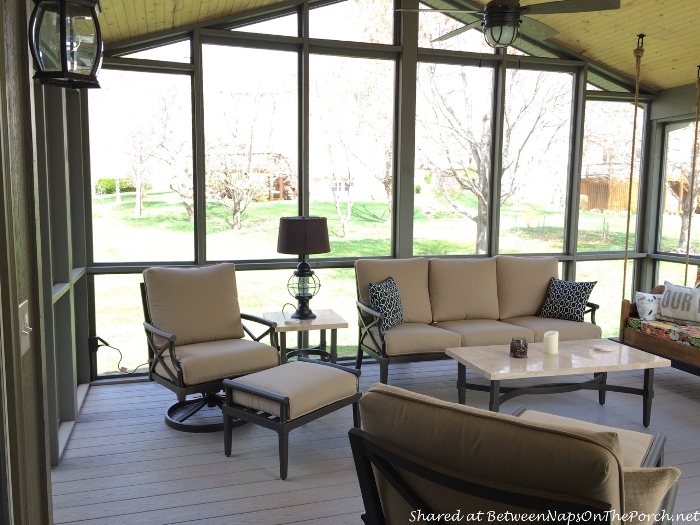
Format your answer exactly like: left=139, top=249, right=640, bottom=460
left=277, top=217, right=330, bottom=255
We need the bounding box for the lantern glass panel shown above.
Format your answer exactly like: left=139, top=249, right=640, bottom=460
left=36, top=2, right=61, bottom=72
left=66, top=3, right=98, bottom=75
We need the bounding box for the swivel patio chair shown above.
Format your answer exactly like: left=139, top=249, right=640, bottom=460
left=141, top=263, right=280, bottom=432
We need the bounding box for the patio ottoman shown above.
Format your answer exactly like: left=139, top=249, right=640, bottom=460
left=222, top=358, right=362, bottom=479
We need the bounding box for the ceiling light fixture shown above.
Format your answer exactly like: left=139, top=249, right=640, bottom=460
left=482, top=1, right=521, bottom=48
left=28, top=0, right=103, bottom=89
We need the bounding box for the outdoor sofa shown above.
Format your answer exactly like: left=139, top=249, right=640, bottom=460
left=356, top=255, right=601, bottom=383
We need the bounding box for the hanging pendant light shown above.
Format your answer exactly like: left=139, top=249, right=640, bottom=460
left=483, top=2, right=521, bottom=49
left=28, top=0, right=103, bottom=89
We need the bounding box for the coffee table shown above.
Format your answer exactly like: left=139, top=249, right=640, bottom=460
left=445, top=339, right=671, bottom=427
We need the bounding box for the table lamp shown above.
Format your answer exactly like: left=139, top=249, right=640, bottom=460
left=277, top=216, right=330, bottom=319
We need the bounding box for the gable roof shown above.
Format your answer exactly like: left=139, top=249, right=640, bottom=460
left=97, top=0, right=699, bottom=90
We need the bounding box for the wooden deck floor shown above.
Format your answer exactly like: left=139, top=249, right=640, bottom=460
left=52, top=360, right=700, bottom=524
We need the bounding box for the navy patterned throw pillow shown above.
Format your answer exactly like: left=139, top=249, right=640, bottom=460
left=369, top=277, right=404, bottom=331
left=539, top=277, right=597, bottom=323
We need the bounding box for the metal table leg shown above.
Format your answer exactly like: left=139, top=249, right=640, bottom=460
left=457, top=363, right=466, bottom=404
left=489, top=380, right=501, bottom=412
left=643, top=368, right=654, bottom=427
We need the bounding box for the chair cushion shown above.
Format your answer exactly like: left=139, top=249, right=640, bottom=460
left=360, top=384, right=624, bottom=518
left=155, top=339, right=279, bottom=386
left=369, top=277, right=404, bottom=331
left=496, top=255, right=559, bottom=320
left=515, top=409, right=654, bottom=468
left=434, top=319, right=534, bottom=346
left=429, top=258, right=499, bottom=321
left=144, top=263, right=245, bottom=345
left=500, top=316, right=602, bottom=342
left=623, top=467, right=680, bottom=523
left=356, top=258, right=432, bottom=324
left=229, top=361, right=359, bottom=420
left=365, top=323, right=462, bottom=357
left=540, top=277, right=597, bottom=322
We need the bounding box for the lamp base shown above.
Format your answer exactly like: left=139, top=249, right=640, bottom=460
left=292, top=295, right=316, bottom=320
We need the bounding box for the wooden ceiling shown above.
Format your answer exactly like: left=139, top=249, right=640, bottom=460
left=98, top=0, right=699, bottom=91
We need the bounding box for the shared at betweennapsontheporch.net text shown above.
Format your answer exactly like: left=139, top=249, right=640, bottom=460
left=408, top=510, right=700, bottom=523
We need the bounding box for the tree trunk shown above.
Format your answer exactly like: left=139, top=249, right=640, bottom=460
left=134, top=173, right=143, bottom=217
left=476, top=198, right=488, bottom=254
left=677, top=185, right=699, bottom=252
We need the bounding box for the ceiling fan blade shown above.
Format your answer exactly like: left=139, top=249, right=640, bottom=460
left=432, top=19, right=482, bottom=42
left=522, top=0, right=620, bottom=15
left=520, top=16, right=559, bottom=41
left=396, top=8, right=481, bottom=13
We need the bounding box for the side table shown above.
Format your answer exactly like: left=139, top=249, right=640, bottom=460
left=263, top=309, right=348, bottom=364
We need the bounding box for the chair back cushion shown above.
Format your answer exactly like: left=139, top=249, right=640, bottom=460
left=359, top=383, right=623, bottom=521
left=355, top=258, right=432, bottom=324
left=143, top=263, right=245, bottom=346
left=429, top=258, right=499, bottom=321
left=497, top=255, right=559, bottom=319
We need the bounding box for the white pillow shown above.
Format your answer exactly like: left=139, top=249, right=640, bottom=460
left=635, top=292, right=663, bottom=321
left=656, top=281, right=700, bottom=326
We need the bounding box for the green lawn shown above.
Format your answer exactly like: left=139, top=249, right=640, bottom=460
left=92, top=189, right=700, bottom=374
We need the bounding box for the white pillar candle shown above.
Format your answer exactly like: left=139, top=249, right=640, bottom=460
left=543, top=331, right=559, bottom=355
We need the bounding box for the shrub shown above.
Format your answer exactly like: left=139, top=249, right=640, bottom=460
left=94, top=177, right=148, bottom=195
left=424, top=173, right=432, bottom=185
left=414, top=184, right=422, bottom=194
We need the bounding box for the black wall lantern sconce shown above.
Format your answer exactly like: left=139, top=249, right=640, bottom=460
left=28, top=0, right=104, bottom=89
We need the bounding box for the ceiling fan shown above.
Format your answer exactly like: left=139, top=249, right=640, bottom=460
left=398, top=0, right=621, bottom=48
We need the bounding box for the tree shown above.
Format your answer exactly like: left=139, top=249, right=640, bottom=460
left=127, top=126, right=156, bottom=217
left=153, top=93, right=195, bottom=221
left=416, top=63, right=571, bottom=253
left=310, top=57, right=394, bottom=236
left=666, top=122, right=700, bottom=252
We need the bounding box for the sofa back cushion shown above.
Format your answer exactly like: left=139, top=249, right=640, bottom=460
left=360, top=383, right=623, bottom=520
left=497, top=255, right=559, bottom=319
left=355, top=258, right=432, bottom=324
left=429, top=258, right=499, bottom=321
left=143, top=263, right=245, bottom=346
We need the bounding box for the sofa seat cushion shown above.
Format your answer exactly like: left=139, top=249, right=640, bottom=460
left=356, top=258, right=432, bottom=324
left=154, top=339, right=279, bottom=386
left=501, top=316, right=602, bottom=342
left=516, top=409, right=653, bottom=468
left=434, top=319, right=534, bottom=346
left=496, top=255, right=559, bottom=320
left=428, top=258, right=499, bottom=321
left=360, top=384, right=624, bottom=518
left=365, top=323, right=462, bottom=357
left=144, top=263, right=245, bottom=346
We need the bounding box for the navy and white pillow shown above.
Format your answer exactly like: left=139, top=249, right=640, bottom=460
left=539, top=277, right=596, bottom=322
left=635, top=292, right=663, bottom=321
left=369, top=277, right=404, bottom=331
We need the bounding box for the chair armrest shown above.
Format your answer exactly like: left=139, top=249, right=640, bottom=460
left=240, top=312, right=278, bottom=347
left=241, top=312, right=277, bottom=329
left=584, top=301, right=599, bottom=325
left=357, top=300, right=382, bottom=320
left=143, top=321, right=176, bottom=342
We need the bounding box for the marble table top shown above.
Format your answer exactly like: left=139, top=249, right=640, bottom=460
left=445, top=339, right=671, bottom=381
left=263, top=309, right=348, bottom=333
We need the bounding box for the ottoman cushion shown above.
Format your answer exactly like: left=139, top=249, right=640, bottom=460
left=230, top=361, right=359, bottom=420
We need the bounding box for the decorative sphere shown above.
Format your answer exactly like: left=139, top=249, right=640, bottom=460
left=288, top=273, right=320, bottom=298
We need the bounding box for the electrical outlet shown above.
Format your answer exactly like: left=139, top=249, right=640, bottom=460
left=19, top=300, right=31, bottom=356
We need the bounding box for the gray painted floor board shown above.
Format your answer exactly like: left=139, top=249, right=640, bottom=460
left=52, top=361, right=700, bottom=523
